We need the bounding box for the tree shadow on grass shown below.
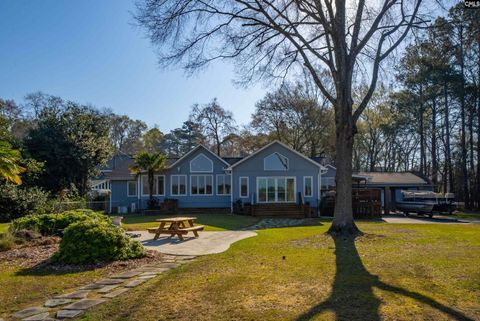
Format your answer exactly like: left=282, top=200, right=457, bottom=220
left=296, top=235, right=474, bottom=321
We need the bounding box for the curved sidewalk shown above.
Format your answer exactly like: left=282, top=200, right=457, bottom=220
left=136, top=230, right=257, bottom=256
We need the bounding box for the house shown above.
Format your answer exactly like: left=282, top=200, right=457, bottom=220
left=321, top=165, right=433, bottom=213
left=95, top=141, right=326, bottom=217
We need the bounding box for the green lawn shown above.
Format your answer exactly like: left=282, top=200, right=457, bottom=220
left=79, top=222, right=480, bottom=321
left=0, top=223, right=9, bottom=235
left=446, top=211, right=480, bottom=220
left=119, top=213, right=260, bottom=231
left=0, top=261, right=111, bottom=316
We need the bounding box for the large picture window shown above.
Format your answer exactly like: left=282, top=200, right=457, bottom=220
left=264, top=153, right=289, bottom=171
left=190, top=154, right=213, bottom=172
left=171, top=175, right=187, bottom=196
left=257, top=177, right=295, bottom=203
left=142, top=175, right=165, bottom=196
left=240, top=177, right=249, bottom=198
left=217, top=175, right=231, bottom=195
left=190, top=175, right=213, bottom=195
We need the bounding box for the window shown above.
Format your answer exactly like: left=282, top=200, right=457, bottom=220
left=142, top=175, right=165, bottom=196
left=257, top=177, right=295, bottom=203
left=190, top=175, right=213, bottom=195
left=127, top=181, right=137, bottom=197
left=190, top=153, right=213, bottom=172
left=304, top=176, right=313, bottom=197
left=264, top=153, right=289, bottom=171
left=240, top=177, right=249, bottom=198
left=217, top=175, right=231, bottom=195
left=171, top=175, right=187, bottom=196
left=322, top=177, right=335, bottom=188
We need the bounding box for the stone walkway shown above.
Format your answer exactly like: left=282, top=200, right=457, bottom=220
left=7, top=255, right=197, bottom=321
left=246, top=218, right=311, bottom=229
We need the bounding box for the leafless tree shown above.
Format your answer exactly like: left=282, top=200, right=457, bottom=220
left=135, top=0, right=430, bottom=236
left=189, top=99, right=237, bottom=156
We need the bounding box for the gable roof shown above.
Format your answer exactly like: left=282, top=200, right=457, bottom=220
left=227, top=140, right=326, bottom=170
left=357, top=172, right=431, bottom=186
left=168, top=144, right=230, bottom=169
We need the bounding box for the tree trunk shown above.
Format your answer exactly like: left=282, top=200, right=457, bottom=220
left=459, top=26, right=470, bottom=209
left=148, top=171, right=154, bottom=209
left=431, top=98, right=438, bottom=190
left=328, top=98, right=361, bottom=237
left=419, top=85, right=426, bottom=174
left=444, top=78, right=453, bottom=193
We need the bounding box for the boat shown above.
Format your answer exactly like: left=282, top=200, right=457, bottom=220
left=396, top=191, right=436, bottom=217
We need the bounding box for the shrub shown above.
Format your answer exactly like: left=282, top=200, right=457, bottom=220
left=11, top=209, right=110, bottom=236
left=0, top=231, right=15, bottom=252
left=0, top=185, right=51, bottom=222
left=52, top=220, right=146, bottom=264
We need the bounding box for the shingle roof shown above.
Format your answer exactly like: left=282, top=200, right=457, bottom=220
left=356, top=172, right=430, bottom=186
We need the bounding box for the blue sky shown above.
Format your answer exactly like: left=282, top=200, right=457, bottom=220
left=0, top=0, right=267, bottom=132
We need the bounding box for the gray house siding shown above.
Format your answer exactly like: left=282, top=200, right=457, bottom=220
left=110, top=146, right=232, bottom=212
left=231, top=143, right=321, bottom=208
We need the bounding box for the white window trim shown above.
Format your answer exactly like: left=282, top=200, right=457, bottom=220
left=216, top=174, right=231, bottom=195
left=171, top=175, right=187, bottom=196
left=256, top=176, right=296, bottom=203
left=263, top=152, right=289, bottom=171
left=127, top=181, right=137, bottom=197
left=189, top=153, right=214, bottom=173
left=190, top=174, right=214, bottom=196
left=239, top=176, right=249, bottom=198
left=303, top=176, right=313, bottom=197
left=141, top=175, right=165, bottom=196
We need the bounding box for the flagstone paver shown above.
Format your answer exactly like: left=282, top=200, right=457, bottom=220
left=79, top=283, right=104, bottom=290
left=22, top=312, right=51, bottom=321
left=63, top=299, right=105, bottom=311
left=102, top=288, right=130, bottom=299
left=44, top=299, right=72, bottom=308
left=124, top=279, right=147, bottom=288
left=111, top=271, right=142, bottom=279
left=95, top=278, right=125, bottom=285
left=138, top=275, right=156, bottom=280
left=56, top=310, right=83, bottom=319
left=97, top=285, right=121, bottom=294
left=12, top=307, right=48, bottom=319
left=55, top=290, right=90, bottom=299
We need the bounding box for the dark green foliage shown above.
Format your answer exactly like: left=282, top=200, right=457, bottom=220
left=24, top=97, right=113, bottom=196
left=0, top=184, right=50, bottom=222
left=11, top=209, right=110, bottom=235
left=53, top=219, right=146, bottom=264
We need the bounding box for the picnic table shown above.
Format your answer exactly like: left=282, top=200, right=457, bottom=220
left=147, top=217, right=205, bottom=241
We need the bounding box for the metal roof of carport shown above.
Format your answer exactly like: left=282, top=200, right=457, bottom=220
left=356, top=172, right=431, bottom=186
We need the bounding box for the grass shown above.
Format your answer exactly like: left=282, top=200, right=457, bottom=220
left=446, top=211, right=480, bottom=220
left=0, top=223, right=9, bottom=235
left=79, top=222, right=480, bottom=321
left=0, top=261, right=111, bottom=316
left=119, top=213, right=260, bottom=231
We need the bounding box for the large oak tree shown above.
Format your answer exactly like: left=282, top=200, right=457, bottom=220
left=135, top=0, right=429, bottom=236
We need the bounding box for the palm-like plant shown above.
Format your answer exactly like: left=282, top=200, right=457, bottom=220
left=0, top=141, right=25, bottom=185
left=129, top=152, right=167, bottom=209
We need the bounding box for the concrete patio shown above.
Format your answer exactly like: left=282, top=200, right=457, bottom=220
left=134, top=230, right=257, bottom=256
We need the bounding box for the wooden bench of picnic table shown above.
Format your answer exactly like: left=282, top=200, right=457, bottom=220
left=147, top=217, right=204, bottom=240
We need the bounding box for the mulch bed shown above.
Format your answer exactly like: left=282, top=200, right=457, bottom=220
left=0, top=237, right=164, bottom=274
